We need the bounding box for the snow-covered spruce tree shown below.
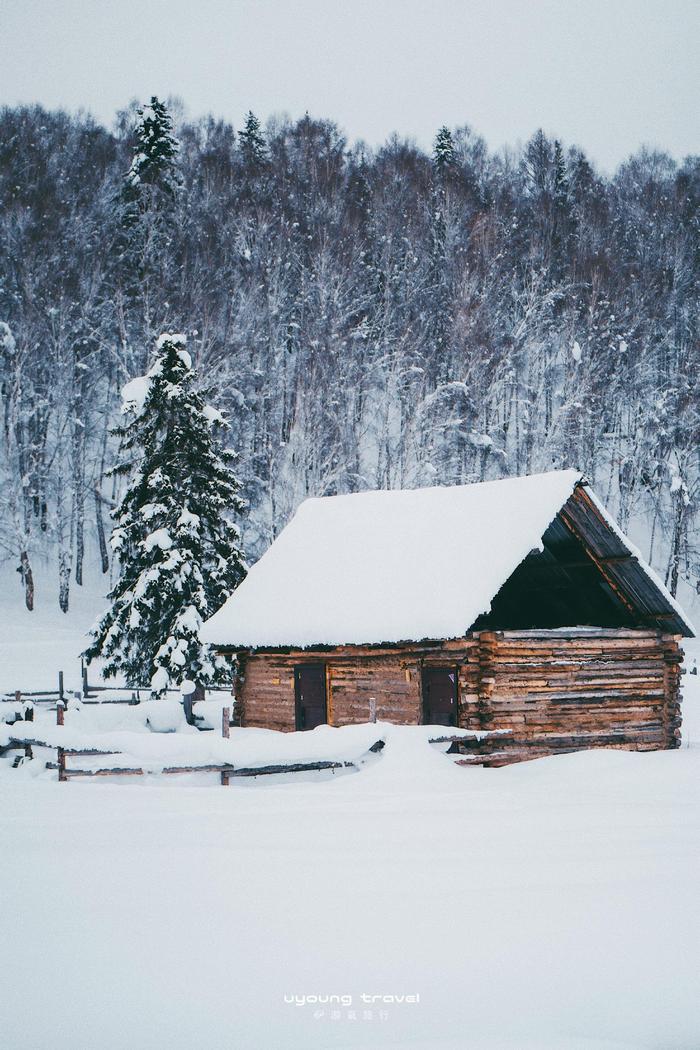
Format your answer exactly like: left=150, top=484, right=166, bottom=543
left=238, top=111, right=268, bottom=168
left=125, top=96, right=181, bottom=193
left=118, top=97, right=182, bottom=366
left=85, top=334, right=246, bottom=696
left=433, top=126, right=456, bottom=177
left=426, top=127, right=455, bottom=387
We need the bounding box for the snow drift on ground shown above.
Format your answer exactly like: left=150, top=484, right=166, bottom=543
left=1, top=639, right=699, bottom=1049
left=2, top=562, right=700, bottom=1049
left=0, top=566, right=113, bottom=694
left=0, top=715, right=393, bottom=772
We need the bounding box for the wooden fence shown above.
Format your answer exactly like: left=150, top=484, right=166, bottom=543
left=2, top=661, right=235, bottom=706
left=4, top=705, right=358, bottom=785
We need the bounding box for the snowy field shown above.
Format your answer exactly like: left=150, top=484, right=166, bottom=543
left=1, top=576, right=700, bottom=1049
left=0, top=576, right=108, bottom=695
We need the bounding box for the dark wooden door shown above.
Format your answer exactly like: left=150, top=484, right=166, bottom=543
left=422, top=667, right=457, bottom=726
left=294, top=665, right=327, bottom=730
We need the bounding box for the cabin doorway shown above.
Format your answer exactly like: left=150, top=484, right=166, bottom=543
left=294, top=665, right=327, bottom=730
left=422, top=667, right=457, bottom=726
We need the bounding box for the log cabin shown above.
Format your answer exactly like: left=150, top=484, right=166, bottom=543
left=201, top=471, right=695, bottom=765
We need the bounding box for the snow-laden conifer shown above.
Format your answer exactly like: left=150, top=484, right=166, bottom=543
left=85, top=334, right=246, bottom=695
left=238, top=111, right=268, bottom=168
left=433, top=126, right=456, bottom=175
left=126, top=96, right=181, bottom=193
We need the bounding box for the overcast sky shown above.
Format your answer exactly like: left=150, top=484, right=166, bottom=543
left=1, top=0, right=697, bottom=172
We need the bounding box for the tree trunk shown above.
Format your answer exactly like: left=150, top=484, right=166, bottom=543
left=75, top=503, right=84, bottom=586
left=19, top=550, right=34, bottom=611
left=73, top=417, right=85, bottom=586
left=58, top=550, right=71, bottom=613
left=95, top=485, right=110, bottom=574
left=667, top=496, right=685, bottom=598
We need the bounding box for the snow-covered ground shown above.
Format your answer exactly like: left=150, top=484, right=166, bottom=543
left=1, top=572, right=700, bottom=1049
left=0, top=566, right=113, bottom=694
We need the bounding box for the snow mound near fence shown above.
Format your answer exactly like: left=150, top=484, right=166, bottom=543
left=0, top=720, right=391, bottom=773
left=0, top=715, right=490, bottom=780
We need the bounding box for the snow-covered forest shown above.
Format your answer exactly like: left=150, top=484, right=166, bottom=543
left=1, top=99, right=698, bottom=612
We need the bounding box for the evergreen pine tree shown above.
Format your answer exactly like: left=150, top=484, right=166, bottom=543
left=85, top=334, right=246, bottom=695
left=125, top=96, right=181, bottom=194
left=118, top=97, right=182, bottom=367
left=551, top=139, right=574, bottom=275
left=427, top=128, right=455, bottom=385
left=433, top=126, right=456, bottom=176
left=238, top=111, right=268, bottom=168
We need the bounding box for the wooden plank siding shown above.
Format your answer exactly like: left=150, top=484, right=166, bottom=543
left=231, top=628, right=684, bottom=764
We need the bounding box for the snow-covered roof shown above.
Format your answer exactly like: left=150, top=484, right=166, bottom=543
left=202, top=471, right=563, bottom=647
left=202, top=470, right=694, bottom=648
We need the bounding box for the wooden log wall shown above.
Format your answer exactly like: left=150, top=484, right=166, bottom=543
left=236, top=647, right=425, bottom=729
left=234, top=653, right=297, bottom=731
left=454, top=629, right=684, bottom=765
left=326, top=655, right=420, bottom=726
left=232, top=628, right=684, bottom=765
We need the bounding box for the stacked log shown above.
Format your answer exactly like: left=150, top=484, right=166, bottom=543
left=457, top=641, right=481, bottom=730
left=476, top=631, right=498, bottom=731
left=451, top=628, right=683, bottom=766
left=661, top=635, right=683, bottom=748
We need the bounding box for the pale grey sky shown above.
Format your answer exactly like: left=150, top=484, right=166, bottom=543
left=1, top=0, right=697, bottom=171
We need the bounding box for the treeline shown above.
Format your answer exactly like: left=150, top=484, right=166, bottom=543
left=0, top=99, right=698, bottom=611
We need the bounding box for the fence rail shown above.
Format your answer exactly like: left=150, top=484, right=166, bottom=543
left=3, top=665, right=234, bottom=706
left=4, top=704, right=363, bottom=785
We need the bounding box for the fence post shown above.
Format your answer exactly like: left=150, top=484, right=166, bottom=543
left=221, top=706, right=231, bottom=786
left=81, top=660, right=89, bottom=699
left=56, top=696, right=66, bottom=780
left=58, top=671, right=64, bottom=705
